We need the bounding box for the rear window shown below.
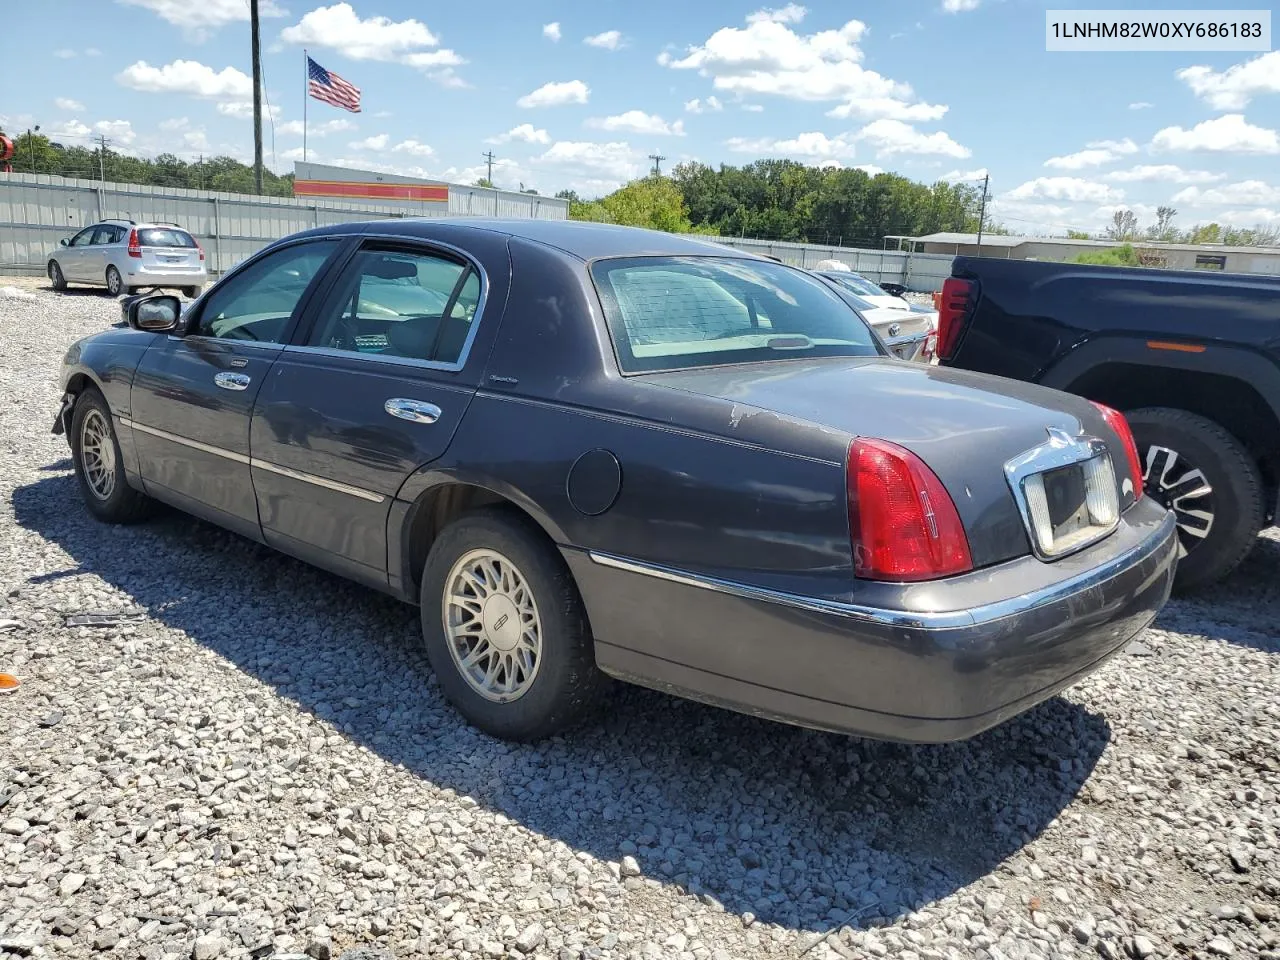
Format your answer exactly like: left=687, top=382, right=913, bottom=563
left=137, top=228, right=196, bottom=248
left=591, top=256, right=879, bottom=373
left=829, top=273, right=885, bottom=298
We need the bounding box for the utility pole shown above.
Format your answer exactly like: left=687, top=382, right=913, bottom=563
left=26, top=125, right=40, bottom=171
left=648, top=153, right=666, bottom=176
left=481, top=150, right=495, bottom=185
left=251, top=0, right=264, bottom=194
left=976, top=172, right=990, bottom=257
left=96, top=134, right=109, bottom=182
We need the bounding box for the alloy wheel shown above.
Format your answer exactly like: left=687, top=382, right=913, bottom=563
left=442, top=548, right=543, bottom=703
left=1143, top=444, right=1214, bottom=558
left=79, top=408, right=117, bottom=501
left=106, top=267, right=122, bottom=296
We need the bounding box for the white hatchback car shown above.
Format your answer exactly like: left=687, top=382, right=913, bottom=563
left=48, top=220, right=207, bottom=297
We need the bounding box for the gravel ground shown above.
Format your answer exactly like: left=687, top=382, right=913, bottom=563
left=1, top=278, right=1277, bottom=960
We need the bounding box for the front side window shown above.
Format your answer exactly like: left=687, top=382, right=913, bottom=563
left=307, top=247, right=480, bottom=365
left=69, top=228, right=96, bottom=247
left=592, top=256, right=880, bottom=373
left=193, top=240, right=337, bottom=343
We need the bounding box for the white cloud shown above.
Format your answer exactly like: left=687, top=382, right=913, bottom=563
left=48, top=120, right=92, bottom=140
left=118, top=0, right=285, bottom=41
left=854, top=164, right=884, bottom=176
left=329, top=157, right=435, bottom=180
left=587, top=111, right=685, bottom=136
left=117, top=59, right=253, bottom=101
left=1171, top=180, right=1280, bottom=207
left=826, top=97, right=948, bottom=122
left=94, top=119, right=136, bottom=145
left=517, top=80, right=590, bottom=108
left=1129, top=101, right=1153, bottom=110
left=684, top=96, right=724, bottom=113
left=393, top=139, right=435, bottom=157
left=1178, top=51, right=1280, bottom=111
left=54, top=49, right=77, bottom=59
left=182, top=129, right=210, bottom=151
left=660, top=9, right=941, bottom=124
left=534, top=140, right=643, bottom=192
left=543, top=22, right=561, bottom=42
left=54, top=97, right=85, bottom=112
left=854, top=119, right=970, bottom=158
left=486, top=124, right=551, bottom=145
left=281, top=2, right=467, bottom=86
left=1214, top=206, right=1280, bottom=227
left=279, top=146, right=308, bottom=163
left=1103, top=165, right=1225, bottom=185
left=746, top=3, right=807, bottom=24
left=726, top=131, right=855, bottom=160
left=159, top=117, right=189, bottom=131
left=742, top=103, right=765, bottom=112
left=350, top=134, right=390, bottom=151
left=1151, top=114, right=1280, bottom=154
left=584, top=30, right=623, bottom=50
left=1006, top=177, right=1124, bottom=204
left=1044, top=138, right=1138, bottom=170
left=278, top=118, right=356, bottom=137
left=942, top=0, right=980, bottom=11
left=216, top=101, right=281, bottom=120
left=939, top=168, right=989, bottom=182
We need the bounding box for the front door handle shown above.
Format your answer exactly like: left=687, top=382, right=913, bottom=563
left=384, top=398, right=442, bottom=424
left=214, top=372, right=251, bottom=391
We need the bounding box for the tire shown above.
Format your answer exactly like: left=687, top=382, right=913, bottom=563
left=69, top=388, right=154, bottom=524
left=182, top=285, right=203, bottom=299
left=420, top=508, right=607, bottom=741
left=105, top=265, right=124, bottom=297
left=1126, top=406, right=1264, bottom=591
left=48, top=260, right=67, bottom=291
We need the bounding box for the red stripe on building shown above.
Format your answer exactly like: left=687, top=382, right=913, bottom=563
left=293, top=180, right=449, bottom=202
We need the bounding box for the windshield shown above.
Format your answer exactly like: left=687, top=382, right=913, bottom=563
left=592, top=256, right=880, bottom=373
left=826, top=272, right=888, bottom=298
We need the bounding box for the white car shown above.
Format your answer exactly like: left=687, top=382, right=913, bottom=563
left=813, top=268, right=913, bottom=312
left=48, top=220, right=208, bottom=298
left=810, top=272, right=938, bottom=363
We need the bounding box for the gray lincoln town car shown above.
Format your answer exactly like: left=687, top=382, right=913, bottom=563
left=52, top=218, right=1179, bottom=743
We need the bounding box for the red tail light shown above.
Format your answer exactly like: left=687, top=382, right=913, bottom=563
left=195, top=238, right=205, bottom=261
left=1091, top=402, right=1144, bottom=501
left=936, top=276, right=973, bottom=360
left=848, top=438, right=973, bottom=581
left=127, top=229, right=142, bottom=258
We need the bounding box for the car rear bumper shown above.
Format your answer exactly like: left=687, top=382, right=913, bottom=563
left=569, top=498, right=1177, bottom=742
left=125, top=266, right=207, bottom=287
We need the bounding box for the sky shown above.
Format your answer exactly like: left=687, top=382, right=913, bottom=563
left=4, top=0, right=1280, bottom=237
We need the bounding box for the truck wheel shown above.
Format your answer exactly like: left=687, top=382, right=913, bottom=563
left=419, top=508, right=608, bottom=741
left=1125, top=407, right=1264, bottom=591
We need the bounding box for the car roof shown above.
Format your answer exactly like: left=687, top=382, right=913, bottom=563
left=305, top=217, right=763, bottom=262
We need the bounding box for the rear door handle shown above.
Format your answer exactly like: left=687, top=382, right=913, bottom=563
left=384, top=398, right=441, bottom=424
left=214, top=372, right=251, bottom=391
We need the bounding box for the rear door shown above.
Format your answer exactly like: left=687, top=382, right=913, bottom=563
left=138, top=226, right=202, bottom=274
left=249, top=235, right=506, bottom=584
left=127, top=237, right=344, bottom=539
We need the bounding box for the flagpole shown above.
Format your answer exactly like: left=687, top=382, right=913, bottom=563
left=303, top=49, right=308, bottom=164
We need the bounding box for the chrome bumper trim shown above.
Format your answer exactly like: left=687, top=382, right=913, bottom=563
left=588, top=508, right=1176, bottom=632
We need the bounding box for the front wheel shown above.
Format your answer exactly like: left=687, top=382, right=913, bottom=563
left=105, top=265, right=124, bottom=297
left=69, top=388, right=155, bottom=524
left=48, top=260, right=67, bottom=291
left=419, top=509, right=607, bottom=741
left=1125, top=407, right=1264, bottom=591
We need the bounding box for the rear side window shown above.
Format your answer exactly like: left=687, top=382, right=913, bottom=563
left=591, top=256, right=879, bottom=373
left=137, top=228, right=196, bottom=248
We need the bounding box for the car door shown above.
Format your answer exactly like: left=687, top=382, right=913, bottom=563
left=126, top=237, right=345, bottom=540
left=84, top=224, right=122, bottom=285
left=249, top=236, right=504, bottom=585
left=60, top=226, right=97, bottom=280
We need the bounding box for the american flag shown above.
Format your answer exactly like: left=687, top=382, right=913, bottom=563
left=307, top=56, right=361, bottom=113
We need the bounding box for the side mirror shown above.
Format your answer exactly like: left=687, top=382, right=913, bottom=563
left=127, top=294, right=181, bottom=333
left=60, top=238, right=70, bottom=247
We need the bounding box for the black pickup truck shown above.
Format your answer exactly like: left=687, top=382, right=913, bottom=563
left=937, top=256, right=1280, bottom=590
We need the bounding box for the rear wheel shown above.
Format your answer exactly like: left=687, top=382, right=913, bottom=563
left=105, top=265, right=124, bottom=297
left=1125, top=406, right=1264, bottom=591
left=419, top=508, right=607, bottom=741
left=48, top=260, right=67, bottom=291
left=182, top=285, right=203, bottom=299
left=69, top=388, right=154, bottom=524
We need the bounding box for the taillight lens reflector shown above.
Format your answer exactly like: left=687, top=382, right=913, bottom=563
left=127, top=229, right=142, bottom=258
left=1091, top=402, right=1144, bottom=501
left=936, top=276, right=973, bottom=360
left=848, top=438, right=973, bottom=581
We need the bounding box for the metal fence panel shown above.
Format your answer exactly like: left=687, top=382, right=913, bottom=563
left=704, top=236, right=954, bottom=292
left=0, top=172, right=568, bottom=275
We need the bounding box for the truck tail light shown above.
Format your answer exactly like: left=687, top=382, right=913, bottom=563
left=127, top=229, right=142, bottom=258
left=936, top=276, right=973, bottom=360
left=847, top=438, right=973, bottom=581
left=1091, top=402, right=1144, bottom=501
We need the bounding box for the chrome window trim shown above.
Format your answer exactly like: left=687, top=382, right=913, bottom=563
left=1004, top=426, right=1120, bottom=561
left=118, top=417, right=386, bottom=504
left=587, top=509, right=1175, bottom=632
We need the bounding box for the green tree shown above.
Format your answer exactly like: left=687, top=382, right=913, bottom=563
left=1073, top=244, right=1142, bottom=266
left=1186, top=222, right=1221, bottom=245
left=1066, top=229, right=1091, bottom=240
